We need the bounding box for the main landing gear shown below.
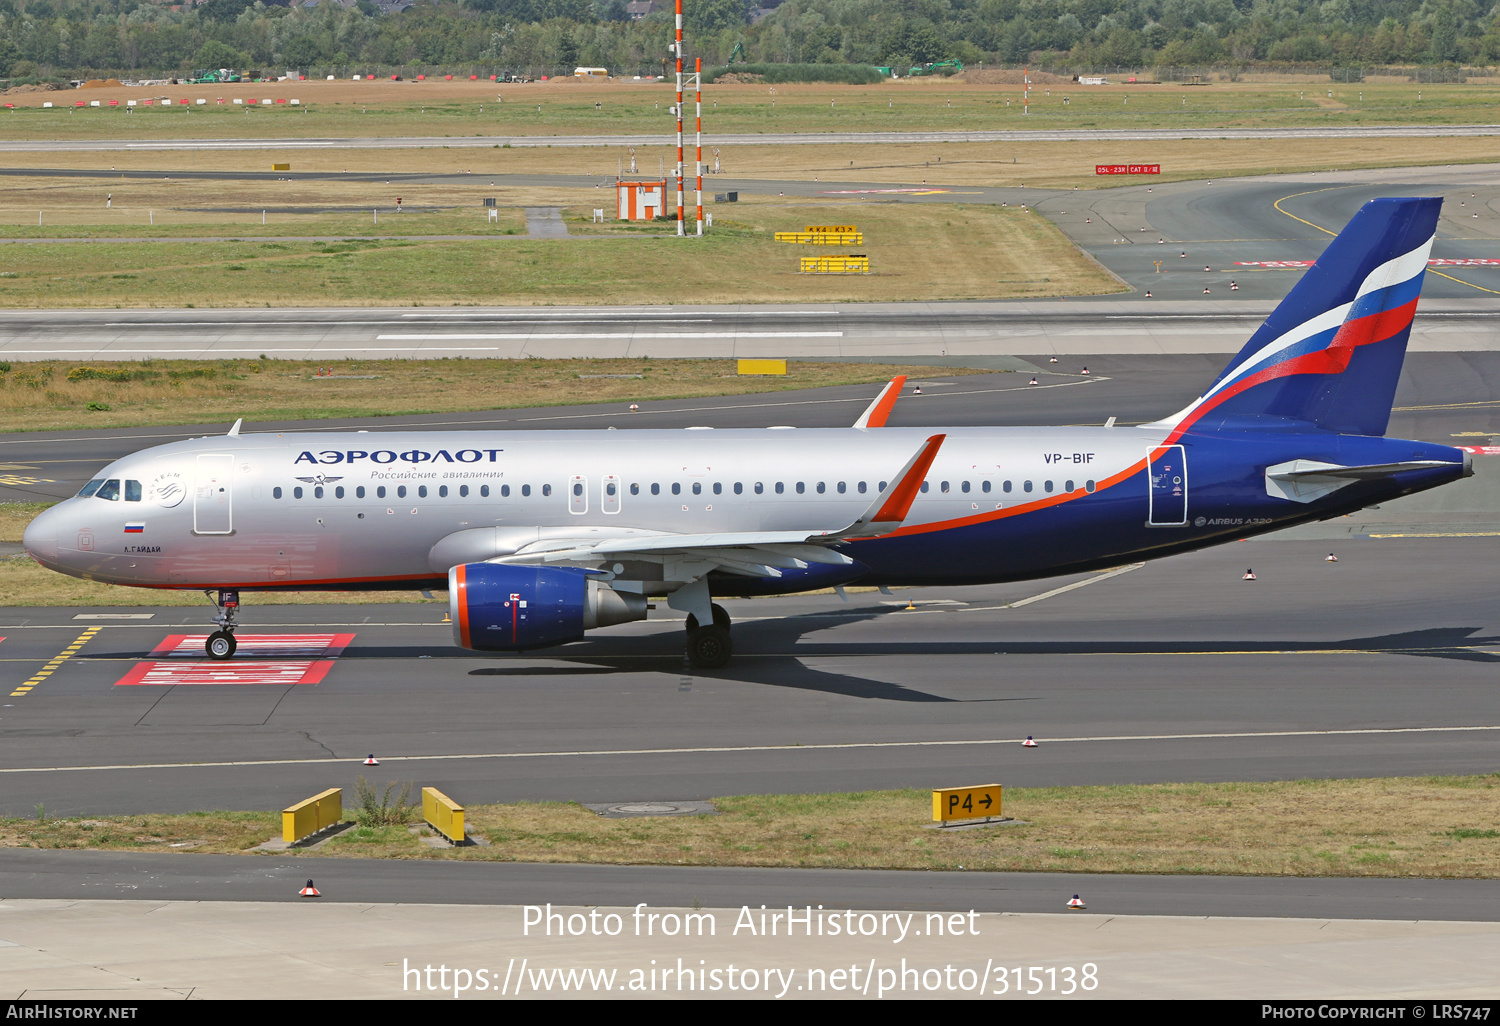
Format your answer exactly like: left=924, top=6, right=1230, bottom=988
left=205, top=589, right=239, bottom=660
left=685, top=603, right=732, bottom=670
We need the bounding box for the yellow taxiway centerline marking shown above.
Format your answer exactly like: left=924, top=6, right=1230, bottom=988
left=9, top=627, right=101, bottom=698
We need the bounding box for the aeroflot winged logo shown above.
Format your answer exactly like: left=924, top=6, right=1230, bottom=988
left=296, top=475, right=344, bottom=486
left=293, top=448, right=505, bottom=466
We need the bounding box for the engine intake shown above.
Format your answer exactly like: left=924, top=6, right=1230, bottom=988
left=448, top=563, right=647, bottom=652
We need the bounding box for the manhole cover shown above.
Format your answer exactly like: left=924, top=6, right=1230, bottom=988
left=582, top=800, right=718, bottom=819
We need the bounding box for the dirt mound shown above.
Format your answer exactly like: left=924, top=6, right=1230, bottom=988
left=713, top=72, right=765, bottom=84
left=78, top=78, right=123, bottom=89
left=3, top=82, right=64, bottom=94
left=952, top=69, right=1072, bottom=85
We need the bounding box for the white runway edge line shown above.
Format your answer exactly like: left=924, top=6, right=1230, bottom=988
left=3, top=725, right=1497, bottom=775
left=373, top=331, right=846, bottom=340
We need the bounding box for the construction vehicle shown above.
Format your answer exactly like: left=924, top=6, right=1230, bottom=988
left=907, top=59, right=963, bottom=77
left=187, top=68, right=241, bottom=84
left=727, top=41, right=747, bottom=66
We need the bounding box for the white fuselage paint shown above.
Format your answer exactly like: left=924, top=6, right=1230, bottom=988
left=32, top=426, right=1161, bottom=591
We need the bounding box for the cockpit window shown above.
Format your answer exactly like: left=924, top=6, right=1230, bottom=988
left=125, top=480, right=142, bottom=502
left=95, top=479, right=121, bottom=501
left=78, top=479, right=104, bottom=497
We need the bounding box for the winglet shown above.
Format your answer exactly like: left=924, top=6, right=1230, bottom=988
left=227, top=418, right=243, bottom=437
left=853, top=376, right=907, bottom=429
left=830, top=433, right=945, bottom=538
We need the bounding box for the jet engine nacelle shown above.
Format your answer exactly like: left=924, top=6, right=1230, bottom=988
left=448, top=563, right=648, bottom=652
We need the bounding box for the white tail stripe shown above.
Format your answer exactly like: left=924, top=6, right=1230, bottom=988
left=1153, top=234, right=1435, bottom=430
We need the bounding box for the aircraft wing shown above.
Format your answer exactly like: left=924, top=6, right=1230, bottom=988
left=853, top=376, right=906, bottom=428
left=497, top=434, right=946, bottom=577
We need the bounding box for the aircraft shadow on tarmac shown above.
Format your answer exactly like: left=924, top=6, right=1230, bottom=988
left=446, top=615, right=1500, bottom=703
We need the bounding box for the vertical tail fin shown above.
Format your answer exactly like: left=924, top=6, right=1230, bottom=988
left=1158, top=197, right=1440, bottom=439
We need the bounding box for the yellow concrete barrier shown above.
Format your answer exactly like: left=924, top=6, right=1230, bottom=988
left=422, top=786, right=466, bottom=843
left=737, top=359, right=787, bottom=376
left=281, top=787, right=342, bottom=843
left=774, top=231, right=863, bottom=245
left=271, top=163, right=291, bottom=171
left=799, top=254, right=870, bottom=274
left=932, top=783, right=1002, bottom=824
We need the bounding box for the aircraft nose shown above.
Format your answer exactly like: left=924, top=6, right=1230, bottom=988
left=22, top=505, right=60, bottom=566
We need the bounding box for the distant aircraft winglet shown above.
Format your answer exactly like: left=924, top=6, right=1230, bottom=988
left=831, top=433, right=946, bottom=538
left=853, top=376, right=907, bottom=429
left=227, top=418, right=243, bottom=437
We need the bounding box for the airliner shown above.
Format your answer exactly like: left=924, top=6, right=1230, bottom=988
left=23, top=198, right=1469, bottom=668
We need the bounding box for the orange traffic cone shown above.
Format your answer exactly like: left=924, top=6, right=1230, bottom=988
left=1203, top=287, right=1212, bottom=294
left=1049, top=357, right=1058, bottom=363
left=1144, top=290, right=1152, bottom=298
left=1066, top=894, right=1085, bottom=909
left=628, top=403, right=639, bottom=412
left=1028, top=377, right=1038, bottom=386
left=299, top=879, right=320, bottom=897
left=1080, top=367, right=1089, bottom=375
left=1022, top=736, right=1038, bottom=748
left=363, top=754, right=379, bottom=766
left=1326, top=553, right=1338, bottom=562
left=912, top=386, right=922, bottom=395
left=1243, top=569, right=1256, bottom=580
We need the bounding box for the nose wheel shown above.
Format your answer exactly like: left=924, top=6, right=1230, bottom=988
left=206, top=630, right=237, bottom=660
left=204, top=589, right=241, bottom=660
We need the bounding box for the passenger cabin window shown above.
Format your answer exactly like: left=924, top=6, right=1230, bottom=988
left=314, top=486, right=324, bottom=499
left=1023, top=481, right=1033, bottom=493
left=796, top=482, right=805, bottom=494
left=857, top=482, right=866, bottom=494
left=733, top=483, right=742, bottom=495
left=439, top=485, right=449, bottom=498
left=377, top=486, right=387, bottom=499
left=458, top=485, right=468, bottom=498
left=397, top=486, right=407, bottom=499
left=672, top=483, right=681, bottom=495
left=1085, top=480, right=1096, bottom=493
left=418, top=485, right=427, bottom=498
left=920, top=482, right=929, bottom=493
left=96, top=479, right=121, bottom=501
left=273, top=486, right=283, bottom=499
left=521, top=485, right=531, bottom=497
left=775, top=483, right=784, bottom=494
left=692, top=483, right=702, bottom=495
left=940, top=481, right=950, bottom=493
left=125, top=480, right=142, bottom=502
left=542, top=484, right=552, bottom=497
left=357, top=486, right=366, bottom=498
left=1065, top=480, right=1074, bottom=492
left=336, top=486, right=345, bottom=499
left=1003, top=481, right=1012, bottom=493
left=713, top=483, right=722, bottom=495
left=482, top=485, right=492, bottom=497
left=630, top=483, right=640, bottom=496
left=879, top=481, right=887, bottom=491
left=982, top=481, right=991, bottom=493
left=294, top=486, right=304, bottom=499
left=816, top=482, right=825, bottom=494
left=1044, top=481, right=1054, bottom=493
left=961, top=481, right=970, bottom=494
left=79, top=479, right=104, bottom=497
left=651, top=483, right=660, bottom=495
left=753, top=483, right=762, bottom=494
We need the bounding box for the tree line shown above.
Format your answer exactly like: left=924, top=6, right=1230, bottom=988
left=1, top=0, right=1497, bottom=81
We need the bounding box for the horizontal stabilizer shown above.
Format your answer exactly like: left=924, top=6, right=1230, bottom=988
left=1265, top=458, right=1454, bottom=503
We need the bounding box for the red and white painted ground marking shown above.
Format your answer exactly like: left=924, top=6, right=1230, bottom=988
left=114, top=660, right=336, bottom=687
left=1235, top=258, right=1500, bottom=269
left=148, top=633, right=355, bottom=658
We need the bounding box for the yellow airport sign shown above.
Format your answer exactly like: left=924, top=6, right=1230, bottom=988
left=932, top=783, right=1002, bottom=823
left=271, top=163, right=291, bottom=171
left=807, top=225, right=857, bottom=233
left=799, top=254, right=869, bottom=274
left=737, top=359, right=787, bottom=376
left=775, top=231, right=863, bottom=245
left=422, top=786, right=466, bottom=843
left=282, top=787, right=342, bottom=843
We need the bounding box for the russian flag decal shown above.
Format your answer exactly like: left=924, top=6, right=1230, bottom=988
left=124, top=523, right=145, bottom=534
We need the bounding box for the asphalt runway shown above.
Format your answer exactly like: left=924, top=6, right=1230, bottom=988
left=2, top=532, right=1498, bottom=820
left=6, top=850, right=1500, bottom=921
left=3, top=123, right=1500, bottom=153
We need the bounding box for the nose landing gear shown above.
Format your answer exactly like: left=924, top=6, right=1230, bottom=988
left=205, top=589, right=239, bottom=660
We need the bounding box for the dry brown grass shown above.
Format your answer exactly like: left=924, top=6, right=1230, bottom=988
left=5, top=135, right=1499, bottom=191
left=0, top=201, right=1119, bottom=308
left=7, top=778, right=1499, bottom=879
